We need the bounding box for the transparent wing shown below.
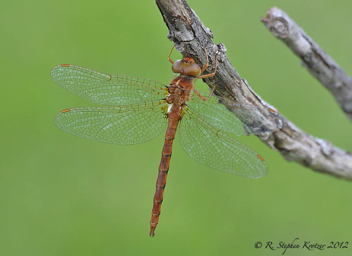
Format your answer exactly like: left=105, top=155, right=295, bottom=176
left=54, top=101, right=168, bottom=145
left=179, top=105, right=267, bottom=178
left=51, top=64, right=169, bottom=105
left=186, top=91, right=283, bottom=136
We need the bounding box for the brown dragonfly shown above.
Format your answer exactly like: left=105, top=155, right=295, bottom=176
left=51, top=46, right=282, bottom=237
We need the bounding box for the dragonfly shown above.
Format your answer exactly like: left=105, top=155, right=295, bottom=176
left=51, top=45, right=282, bottom=237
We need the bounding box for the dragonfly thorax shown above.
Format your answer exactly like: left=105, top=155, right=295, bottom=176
left=166, top=76, right=194, bottom=106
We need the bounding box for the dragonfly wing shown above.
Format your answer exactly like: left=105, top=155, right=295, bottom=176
left=179, top=105, right=267, bottom=178
left=54, top=101, right=168, bottom=145
left=186, top=91, right=283, bottom=136
left=51, top=64, right=168, bottom=105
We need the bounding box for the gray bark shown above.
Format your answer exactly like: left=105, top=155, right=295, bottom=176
left=155, top=0, right=352, bottom=180
left=262, top=7, right=352, bottom=121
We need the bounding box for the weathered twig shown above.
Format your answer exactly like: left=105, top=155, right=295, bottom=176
left=261, top=7, right=352, bottom=121
left=155, top=0, right=352, bottom=179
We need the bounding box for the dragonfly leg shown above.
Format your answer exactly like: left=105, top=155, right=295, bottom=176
left=197, top=50, right=219, bottom=80
left=193, top=84, right=217, bottom=101
left=200, top=47, right=209, bottom=73
left=168, top=45, right=175, bottom=64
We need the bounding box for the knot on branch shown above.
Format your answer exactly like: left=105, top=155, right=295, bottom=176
left=261, top=8, right=290, bottom=38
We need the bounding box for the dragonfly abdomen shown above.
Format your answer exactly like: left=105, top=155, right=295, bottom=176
left=150, top=116, right=180, bottom=237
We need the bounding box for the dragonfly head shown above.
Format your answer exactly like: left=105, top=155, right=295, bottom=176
left=172, top=57, right=201, bottom=77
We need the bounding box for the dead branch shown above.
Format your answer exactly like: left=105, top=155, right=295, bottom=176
left=262, top=7, right=352, bottom=121
left=155, top=0, right=352, bottom=179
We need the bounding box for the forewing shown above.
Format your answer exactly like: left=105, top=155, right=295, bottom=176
left=186, top=91, right=283, bottom=136
left=179, top=105, right=267, bottom=178
left=51, top=64, right=168, bottom=105
left=54, top=101, right=168, bottom=145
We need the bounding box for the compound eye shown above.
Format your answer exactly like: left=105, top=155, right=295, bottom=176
left=172, top=60, right=182, bottom=73
left=183, top=64, right=201, bottom=77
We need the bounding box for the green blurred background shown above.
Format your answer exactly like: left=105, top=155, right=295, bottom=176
left=1, top=0, right=352, bottom=255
